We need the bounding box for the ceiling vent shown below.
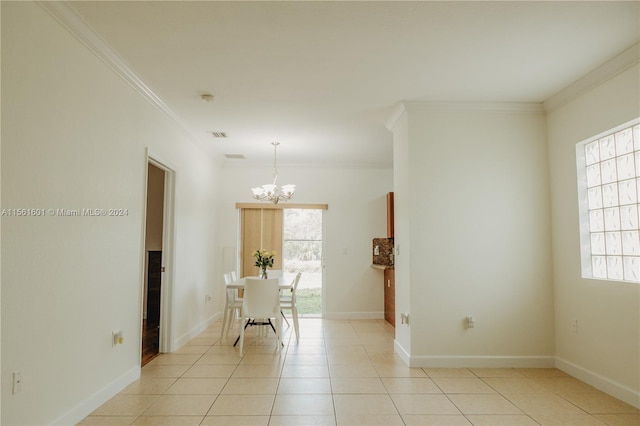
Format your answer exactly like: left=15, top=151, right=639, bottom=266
left=225, top=154, right=245, bottom=159
left=210, top=131, right=228, bottom=138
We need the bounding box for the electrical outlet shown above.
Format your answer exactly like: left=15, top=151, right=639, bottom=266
left=13, top=371, right=22, bottom=394
left=112, top=330, right=124, bottom=346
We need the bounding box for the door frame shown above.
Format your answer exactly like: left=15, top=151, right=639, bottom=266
left=141, top=150, right=177, bottom=356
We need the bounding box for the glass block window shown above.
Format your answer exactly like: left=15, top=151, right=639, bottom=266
left=577, top=118, right=640, bottom=283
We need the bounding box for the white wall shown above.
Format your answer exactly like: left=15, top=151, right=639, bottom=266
left=217, top=165, right=393, bottom=319
left=547, top=63, right=640, bottom=406
left=389, top=111, right=411, bottom=359
left=389, top=103, right=555, bottom=367
left=1, top=3, right=221, bottom=424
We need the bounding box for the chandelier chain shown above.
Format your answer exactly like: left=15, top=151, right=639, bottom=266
left=272, top=142, right=279, bottom=184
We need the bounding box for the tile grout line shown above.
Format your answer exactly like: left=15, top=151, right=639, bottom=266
left=476, top=375, right=543, bottom=426
left=325, top=323, right=339, bottom=426
left=267, top=326, right=288, bottom=423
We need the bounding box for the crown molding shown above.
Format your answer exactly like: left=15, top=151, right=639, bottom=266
left=36, top=1, right=206, bottom=148
left=544, top=42, right=640, bottom=112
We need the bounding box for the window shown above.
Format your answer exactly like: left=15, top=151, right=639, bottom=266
left=577, top=118, right=640, bottom=282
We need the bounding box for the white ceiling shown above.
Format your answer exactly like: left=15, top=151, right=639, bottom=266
left=68, top=1, right=639, bottom=167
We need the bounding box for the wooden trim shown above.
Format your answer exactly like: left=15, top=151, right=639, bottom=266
left=386, top=192, right=394, bottom=239
left=235, top=203, right=328, bottom=210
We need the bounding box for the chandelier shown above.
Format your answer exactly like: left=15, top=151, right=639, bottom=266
left=251, top=142, right=295, bottom=204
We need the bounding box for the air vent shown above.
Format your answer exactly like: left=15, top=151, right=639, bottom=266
left=225, top=154, right=245, bottom=159
left=210, top=131, right=228, bottom=138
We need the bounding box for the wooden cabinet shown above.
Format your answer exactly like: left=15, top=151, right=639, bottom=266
left=384, top=268, right=395, bottom=327
left=386, top=192, right=394, bottom=238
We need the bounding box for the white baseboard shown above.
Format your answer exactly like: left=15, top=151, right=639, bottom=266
left=392, top=340, right=553, bottom=369
left=322, top=312, right=384, bottom=320
left=394, top=339, right=411, bottom=365
left=173, top=312, right=221, bottom=350
left=52, top=366, right=140, bottom=425
left=556, top=357, right=640, bottom=409
left=407, top=355, right=556, bottom=369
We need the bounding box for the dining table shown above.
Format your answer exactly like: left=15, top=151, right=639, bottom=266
left=226, top=276, right=293, bottom=346
left=226, top=275, right=293, bottom=291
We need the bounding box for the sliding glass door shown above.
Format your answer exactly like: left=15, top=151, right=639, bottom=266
left=282, top=209, right=323, bottom=316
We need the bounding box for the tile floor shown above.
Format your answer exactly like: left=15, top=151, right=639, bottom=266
left=80, top=318, right=639, bottom=425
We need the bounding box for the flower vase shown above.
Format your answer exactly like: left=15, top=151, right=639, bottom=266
left=259, top=267, right=268, bottom=279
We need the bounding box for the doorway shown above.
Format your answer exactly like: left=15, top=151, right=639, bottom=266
left=141, top=157, right=175, bottom=365
left=142, top=163, right=164, bottom=365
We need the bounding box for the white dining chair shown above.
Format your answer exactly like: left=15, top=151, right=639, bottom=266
left=220, top=273, right=242, bottom=339
left=280, top=272, right=302, bottom=342
left=239, top=278, right=282, bottom=356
